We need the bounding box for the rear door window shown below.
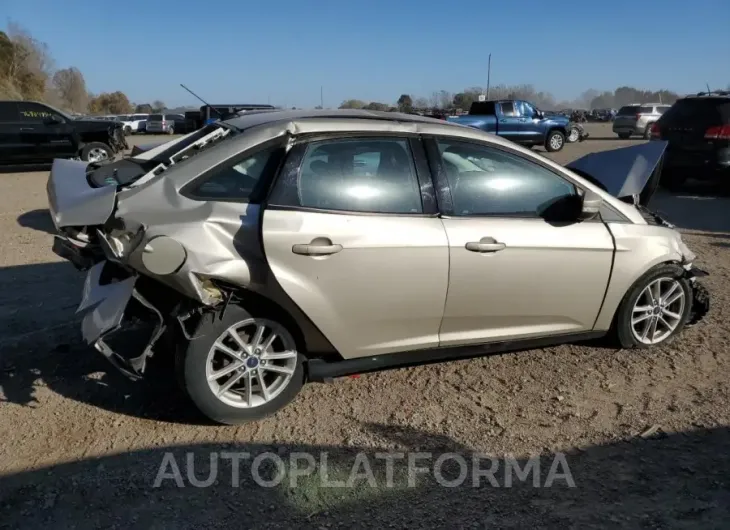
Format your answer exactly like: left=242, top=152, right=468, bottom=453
left=0, top=102, right=19, bottom=122
left=270, top=137, right=423, bottom=214
left=638, top=106, right=654, bottom=114
left=148, top=114, right=163, bottom=121
left=617, top=106, right=639, bottom=116
left=500, top=102, right=516, bottom=116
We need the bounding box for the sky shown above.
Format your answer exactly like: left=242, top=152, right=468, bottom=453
left=3, top=0, right=729, bottom=108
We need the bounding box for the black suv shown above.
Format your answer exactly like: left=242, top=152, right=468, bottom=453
left=0, top=101, right=129, bottom=168
left=651, top=91, right=730, bottom=190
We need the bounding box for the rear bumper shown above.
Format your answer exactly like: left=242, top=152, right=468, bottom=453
left=76, top=261, right=165, bottom=380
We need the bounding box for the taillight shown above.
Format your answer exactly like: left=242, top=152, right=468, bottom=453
left=161, top=120, right=167, bottom=126
left=650, top=123, right=661, bottom=138
left=704, top=125, right=730, bottom=140
left=635, top=113, right=641, bottom=120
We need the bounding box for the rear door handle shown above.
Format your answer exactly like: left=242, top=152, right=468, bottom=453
left=20, top=127, right=34, bottom=131
left=465, top=237, right=506, bottom=253
left=292, top=238, right=343, bottom=256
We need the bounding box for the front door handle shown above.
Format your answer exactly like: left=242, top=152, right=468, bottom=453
left=292, top=238, right=343, bottom=256
left=20, top=127, right=34, bottom=131
left=465, top=237, right=506, bottom=253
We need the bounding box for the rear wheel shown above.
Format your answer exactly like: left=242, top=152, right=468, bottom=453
left=567, top=126, right=580, bottom=143
left=545, top=130, right=565, bottom=152
left=643, top=123, right=654, bottom=139
left=168, top=127, right=175, bottom=135
left=617, top=132, right=631, bottom=140
left=614, top=264, right=692, bottom=349
left=179, top=306, right=305, bottom=425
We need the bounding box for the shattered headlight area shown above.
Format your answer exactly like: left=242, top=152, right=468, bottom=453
left=686, top=268, right=711, bottom=327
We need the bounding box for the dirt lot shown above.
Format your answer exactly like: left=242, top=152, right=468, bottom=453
left=1, top=123, right=729, bottom=529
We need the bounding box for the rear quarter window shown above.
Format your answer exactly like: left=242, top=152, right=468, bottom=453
left=638, top=106, right=654, bottom=114
left=148, top=114, right=163, bottom=121
left=617, top=106, right=639, bottom=115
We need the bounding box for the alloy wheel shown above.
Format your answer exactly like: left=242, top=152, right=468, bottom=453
left=630, top=277, right=685, bottom=345
left=205, top=318, right=298, bottom=408
left=549, top=134, right=563, bottom=150
left=87, top=147, right=109, bottom=163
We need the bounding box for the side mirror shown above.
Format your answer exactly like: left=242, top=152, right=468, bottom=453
left=579, top=190, right=603, bottom=221
left=44, top=115, right=63, bottom=125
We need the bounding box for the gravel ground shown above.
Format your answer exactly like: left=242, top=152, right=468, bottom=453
left=1, top=124, right=729, bottom=529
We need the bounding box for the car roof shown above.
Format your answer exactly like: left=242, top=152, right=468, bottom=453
left=223, top=108, right=523, bottom=151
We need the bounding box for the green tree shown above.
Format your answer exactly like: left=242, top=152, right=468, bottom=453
left=397, top=94, right=413, bottom=113
left=339, top=99, right=366, bottom=109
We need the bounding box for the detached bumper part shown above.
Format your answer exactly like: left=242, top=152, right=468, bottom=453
left=77, top=262, right=165, bottom=380
left=687, top=274, right=710, bottom=327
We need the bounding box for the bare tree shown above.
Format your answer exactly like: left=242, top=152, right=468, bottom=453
left=5, top=22, right=55, bottom=100
left=52, top=67, right=88, bottom=112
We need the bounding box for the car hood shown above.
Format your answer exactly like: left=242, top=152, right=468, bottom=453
left=566, top=140, right=667, bottom=206
left=72, top=119, right=123, bottom=132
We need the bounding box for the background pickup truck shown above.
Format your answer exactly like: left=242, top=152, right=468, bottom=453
left=448, top=100, right=571, bottom=152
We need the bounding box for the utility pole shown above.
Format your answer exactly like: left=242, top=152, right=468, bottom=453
left=486, top=53, right=492, bottom=99
left=320, top=86, right=324, bottom=108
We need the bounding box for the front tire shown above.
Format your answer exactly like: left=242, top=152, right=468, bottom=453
left=545, top=130, right=565, bottom=152
left=80, top=142, right=113, bottom=163
left=614, top=264, right=692, bottom=349
left=179, top=305, right=305, bottom=425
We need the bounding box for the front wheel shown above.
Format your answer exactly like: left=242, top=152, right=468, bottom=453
left=544, top=130, right=565, bottom=152
left=179, top=306, right=305, bottom=425
left=614, top=264, right=692, bottom=349
left=80, top=142, right=113, bottom=163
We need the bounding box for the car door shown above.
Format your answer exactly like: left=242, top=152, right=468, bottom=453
left=425, top=136, right=615, bottom=347
left=262, top=135, right=449, bottom=359
left=0, top=102, right=27, bottom=164
left=518, top=101, right=543, bottom=144
left=495, top=101, right=528, bottom=143
left=16, top=102, right=75, bottom=161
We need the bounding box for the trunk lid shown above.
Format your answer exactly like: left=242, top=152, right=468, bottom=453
left=47, top=159, right=118, bottom=228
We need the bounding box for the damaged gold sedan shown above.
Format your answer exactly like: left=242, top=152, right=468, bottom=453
left=47, top=109, right=710, bottom=424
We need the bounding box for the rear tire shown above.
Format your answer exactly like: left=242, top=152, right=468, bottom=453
left=545, top=130, right=565, bottom=152
left=614, top=264, right=692, bottom=349
left=567, top=126, right=580, bottom=143
left=168, top=127, right=175, bottom=135
left=643, top=123, right=654, bottom=139
left=179, top=305, right=305, bottom=425
left=617, top=133, right=631, bottom=140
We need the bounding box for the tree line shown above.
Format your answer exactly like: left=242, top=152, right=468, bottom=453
left=0, top=22, right=166, bottom=115
left=340, top=83, right=723, bottom=114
